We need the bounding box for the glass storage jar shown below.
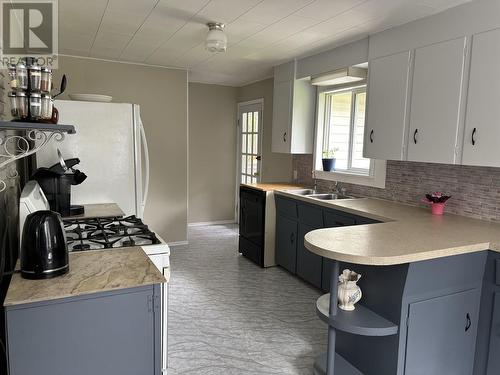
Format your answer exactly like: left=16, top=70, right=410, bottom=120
left=40, top=94, right=53, bottom=120
left=16, top=92, right=29, bottom=118
left=16, top=63, right=28, bottom=90
left=40, top=67, right=52, bottom=92
left=29, top=64, right=42, bottom=91
left=8, top=65, right=18, bottom=89
left=8, top=92, right=18, bottom=118
left=29, top=93, right=42, bottom=119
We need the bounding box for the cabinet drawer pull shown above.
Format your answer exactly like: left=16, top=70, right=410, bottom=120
left=370, top=129, right=374, bottom=143
left=413, top=129, right=418, bottom=144
left=465, top=313, right=471, bottom=332
left=283, top=132, right=287, bottom=143
left=472, top=128, right=477, bottom=146
left=290, top=232, right=294, bottom=244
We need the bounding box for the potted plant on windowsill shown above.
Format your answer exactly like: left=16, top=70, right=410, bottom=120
left=322, top=148, right=338, bottom=172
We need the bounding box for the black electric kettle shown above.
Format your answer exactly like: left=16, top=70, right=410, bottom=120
left=21, top=211, right=69, bottom=279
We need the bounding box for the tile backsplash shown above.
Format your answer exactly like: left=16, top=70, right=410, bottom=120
left=293, top=154, right=500, bottom=222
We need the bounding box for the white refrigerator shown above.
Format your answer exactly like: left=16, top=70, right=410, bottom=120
left=36, top=100, right=149, bottom=218
left=35, top=100, right=170, bottom=373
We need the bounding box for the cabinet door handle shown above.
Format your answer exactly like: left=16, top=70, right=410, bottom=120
left=413, top=129, right=418, bottom=144
left=283, top=132, right=287, bottom=143
left=465, top=313, right=471, bottom=332
left=290, top=232, right=294, bottom=244
left=472, top=128, right=477, bottom=146
left=370, top=129, right=374, bottom=143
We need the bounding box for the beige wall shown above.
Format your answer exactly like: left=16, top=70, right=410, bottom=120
left=188, top=83, right=237, bottom=223
left=237, top=78, right=292, bottom=183
left=53, top=56, right=188, bottom=243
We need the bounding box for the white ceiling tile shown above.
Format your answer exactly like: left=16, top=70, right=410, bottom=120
left=58, top=11, right=103, bottom=37
left=159, top=0, right=211, bottom=13
left=303, top=8, right=376, bottom=37
left=196, top=0, right=263, bottom=24
left=89, top=47, right=123, bottom=60
left=245, top=46, right=297, bottom=63
left=99, top=10, right=147, bottom=35
left=59, top=31, right=94, bottom=51
left=145, top=22, right=206, bottom=63
left=240, top=0, right=315, bottom=25
left=417, top=0, right=473, bottom=11
left=171, top=43, right=214, bottom=67
left=242, top=15, right=319, bottom=48
left=267, top=31, right=323, bottom=50
left=92, top=32, right=132, bottom=50
left=58, top=0, right=108, bottom=15
left=293, top=0, right=367, bottom=21
left=106, top=0, right=158, bottom=14
left=135, top=12, right=186, bottom=40
left=119, top=36, right=164, bottom=62
left=225, top=19, right=267, bottom=45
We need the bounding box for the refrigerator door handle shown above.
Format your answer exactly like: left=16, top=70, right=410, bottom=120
left=139, top=118, right=150, bottom=218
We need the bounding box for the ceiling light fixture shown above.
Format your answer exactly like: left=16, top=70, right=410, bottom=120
left=206, top=22, right=227, bottom=53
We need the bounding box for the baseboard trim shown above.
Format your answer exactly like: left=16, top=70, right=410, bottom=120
left=188, top=220, right=236, bottom=227
left=167, top=240, right=189, bottom=247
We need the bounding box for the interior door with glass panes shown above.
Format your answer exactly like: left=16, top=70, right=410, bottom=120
left=238, top=101, right=263, bottom=185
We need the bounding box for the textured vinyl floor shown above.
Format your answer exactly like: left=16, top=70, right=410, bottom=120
left=168, top=224, right=327, bottom=375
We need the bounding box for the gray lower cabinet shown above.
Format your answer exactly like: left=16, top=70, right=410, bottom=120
left=275, top=196, right=377, bottom=290
left=6, top=285, right=161, bottom=375
left=296, top=203, right=324, bottom=288
left=275, top=213, right=298, bottom=274
left=487, top=292, right=500, bottom=374
left=404, top=289, right=479, bottom=375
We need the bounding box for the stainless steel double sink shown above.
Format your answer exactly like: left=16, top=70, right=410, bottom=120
left=285, top=189, right=356, bottom=201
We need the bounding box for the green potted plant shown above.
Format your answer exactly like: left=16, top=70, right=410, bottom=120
left=322, top=148, right=338, bottom=171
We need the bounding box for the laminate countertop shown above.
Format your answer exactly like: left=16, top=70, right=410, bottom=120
left=4, top=247, right=165, bottom=307
left=275, top=190, right=500, bottom=266
left=62, top=203, right=125, bottom=220
left=241, top=182, right=306, bottom=192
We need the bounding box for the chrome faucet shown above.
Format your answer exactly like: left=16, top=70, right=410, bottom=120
left=332, top=181, right=347, bottom=196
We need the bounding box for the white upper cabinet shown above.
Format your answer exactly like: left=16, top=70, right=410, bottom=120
left=407, top=37, right=467, bottom=164
left=364, top=51, right=411, bottom=160
left=271, top=61, right=315, bottom=154
left=462, top=28, right=500, bottom=167
left=271, top=80, right=293, bottom=153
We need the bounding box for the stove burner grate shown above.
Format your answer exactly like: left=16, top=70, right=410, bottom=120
left=64, top=215, right=160, bottom=252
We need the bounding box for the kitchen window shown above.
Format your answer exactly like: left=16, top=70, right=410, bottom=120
left=314, top=84, right=386, bottom=188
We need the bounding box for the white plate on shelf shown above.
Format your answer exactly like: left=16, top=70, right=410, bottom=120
left=69, top=94, right=113, bottom=102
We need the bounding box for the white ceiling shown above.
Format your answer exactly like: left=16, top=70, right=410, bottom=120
left=59, top=0, right=473, bottom=86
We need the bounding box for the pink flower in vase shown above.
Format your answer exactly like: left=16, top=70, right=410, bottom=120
left=421, top=192, right=451, bottom=215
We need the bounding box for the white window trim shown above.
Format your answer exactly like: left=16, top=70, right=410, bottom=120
left=313, top=84, right=386, bottom=189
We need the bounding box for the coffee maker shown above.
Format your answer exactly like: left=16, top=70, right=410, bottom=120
left=32, top=151, right=87, bottom=217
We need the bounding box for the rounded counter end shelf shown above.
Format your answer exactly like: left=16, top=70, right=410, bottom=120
left=316, top=293, right=398, bottom=336
left=314, top=260, right=399, bottom=375
left=0, top=121, right=76, bottom=192
left=314, top=353, right=363, bottom=375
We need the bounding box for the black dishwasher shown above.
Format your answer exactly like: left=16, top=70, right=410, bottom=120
left=239, top=186, right=265, bottom=267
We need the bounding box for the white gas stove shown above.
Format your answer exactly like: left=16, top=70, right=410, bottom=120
left=19, top=181, right=170, bottom=373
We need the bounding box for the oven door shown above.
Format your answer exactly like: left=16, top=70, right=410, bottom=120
left=146, top=251, right=169, bottom=374
left=239, top=188, right=265, bottom=245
